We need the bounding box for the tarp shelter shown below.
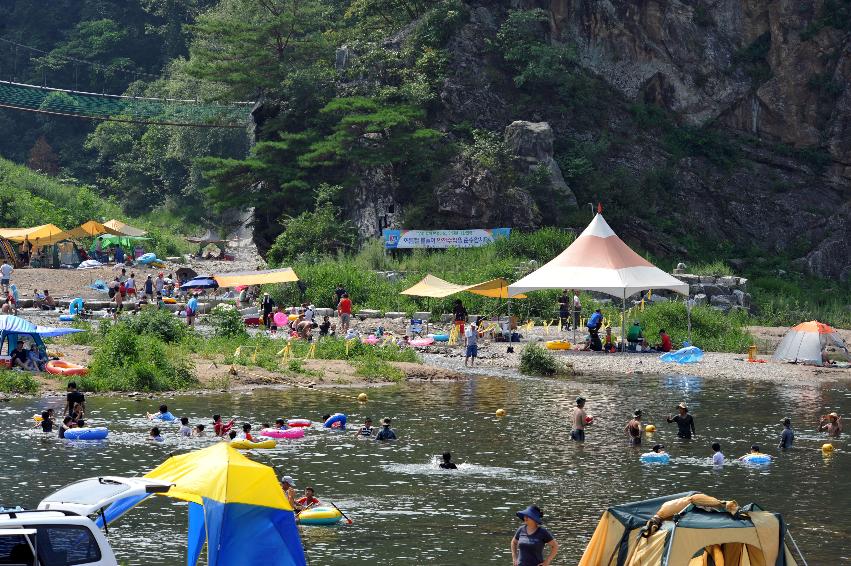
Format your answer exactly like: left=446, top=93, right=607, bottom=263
left=773, top=321, right=849, bottom=365
left=400, top=274, right=527, bottom=299
left=0, top=224, right=67, bottom=246
left=508, top=212, right=688, bottom=345
left=104, top=219, right=147, bottom=237
left=579, top=491, right=800, bottom=566
left=62, top=220, right=122, bottom=240
left=214, top=268, right=300, bottom=288
left=99, top=443, right=306, bottom=566
left=91, top=234, right=149, bottom=250
left=0, top=315, right=84, bottom=359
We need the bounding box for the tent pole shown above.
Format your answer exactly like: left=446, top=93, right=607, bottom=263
left=687, top=297, right=692, bottom=344
left=572, top=290, right=576, bottom=345
left=622, top=289, right=627, bottom=354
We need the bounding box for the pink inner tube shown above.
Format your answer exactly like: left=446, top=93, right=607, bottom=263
left=363, top=335, right=379, bottom=345
left=260, top=427, right=305, bottom=439
left=286, top=419, right=312, bottom=427
left=409, top=337, right=434, bottom=347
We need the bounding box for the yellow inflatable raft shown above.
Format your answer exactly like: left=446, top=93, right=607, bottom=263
left=545, top=340, right=571, bottom=351
left=298, top=506, right=343, bottom=525
left=230, top=438, right=277, bottom=450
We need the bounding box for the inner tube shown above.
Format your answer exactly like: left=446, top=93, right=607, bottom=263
left=259, top=428, right=305, bottom=439
left=69, top=298, right=84, bottom=315
left=640, top=452, right=670, bottom=463
left=230, top=438, right=277, bottom=450
left=429, top=333, right=449, bottom=342
left=362, top=335, right=379, bottom=345
left=298, top=506, right=343, bottom=526
left=64, top=427, right=108, bottom=441
left=546, top=340, right=571, bottom=350
left=287, top=419, right=312, bottom=428
left=741, top=454, right=772, bottom=465
left=59, top=314, right=76, bottom=322
left=323, top=413, right=347, bottom=429
left=45, top=360, right=89, bottom=376
left=409, top=338, right=434, bottom=347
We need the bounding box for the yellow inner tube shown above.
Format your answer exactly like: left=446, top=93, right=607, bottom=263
left=230, top=438, right=277, bottom=450
left=545, top=340, right=571, bottom=350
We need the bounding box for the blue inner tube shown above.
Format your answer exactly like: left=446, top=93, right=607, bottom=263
left=323, top=413, right=347, bottom=429
left=431, top=334, right=449, bottom=342
left=741, top=454, right=771, bottom=465
left=640, top=452, right=670, bottom=463
left=64, top=427, right=108, bottom=440
left=59, top=314, right=76, bottom=322
left=69, top=298, right=84, bottom=315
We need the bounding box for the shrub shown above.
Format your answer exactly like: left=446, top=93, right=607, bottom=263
left=0, top=371, right=40, bottom=394
left=520, top=343, right=571, bottom=376
left=635, top=301, right=752, bottom=353
left=209, top=304, right=248, bottom=339
left=688, top=261, right=733, bottom=276
left=123, top=308, right=191, bottom=344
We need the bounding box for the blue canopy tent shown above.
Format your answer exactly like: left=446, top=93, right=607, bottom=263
left=0, top=315, right=84, bottom=356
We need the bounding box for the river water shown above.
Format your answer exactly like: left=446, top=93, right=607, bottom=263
left=2, top=370, right=849, bottom=565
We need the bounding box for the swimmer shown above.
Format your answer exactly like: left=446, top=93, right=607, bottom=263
left=570, top=397, right=589, bottom=442
left=296, top=486, right=320, bottom=510
left=213, top=414, right=235, bottom=437
left=819, top=412, right=842, bottom=438
left=227, top=430, right=237, bottom=441
left=322, top=413, right=345, bottom=429
left=739, top=444, right=771, bottom=461
left=40, top=410, right=54, bottom=433
left=58, top=416, right=73, bottom=439
left=240, top=423, right=254, bottom=441
left=149, top=404, right=176, bottom=421
left=650, top=443, right=667, bottom=455
left=666, top=402, right=695, bottom=439
left=375, top=418, right=397, bottom=441
left=711, top=442, right=725, bottom=466
left=439, top=452, right=457, bottom=469
left=281, top=476, right=299, bottom=510
left=624, top=410, right=642, bottom=446
left=149, top=427, right=164, bottom=442
left=192, top=424, right=206, bottom=437
left=179, top=417, right=191, bottom=437
left=779, top=417, right=794, bottom=449
left=274, top=418, right=287, bottom=430
left=357, top=417, right=374, bottom=437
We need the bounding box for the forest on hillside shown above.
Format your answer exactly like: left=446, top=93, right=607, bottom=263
left=0, top=0, right=849, bottom=282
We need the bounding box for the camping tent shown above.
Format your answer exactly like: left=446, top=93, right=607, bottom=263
left=99, top=443, right=306, bottom=566
left=0, top=224, right=67, bottom=246
left=773, top=321, right=849, bottom=365
left=0, top=315, right=83, bottom=360
left=578, top=491, right=801, bottom=566
left=508, top=212, right=688, bottom=344
left=214, top=268, right=299, bottom=288
left=104, top=219, right=147, bottom=237
left=91, top=234, right=148, bottom=250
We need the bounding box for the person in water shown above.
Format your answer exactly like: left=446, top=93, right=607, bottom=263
left=375, top=418, right=397, bottom=441
left=357, top=417, right=374, bottom=437
left=739, top=444, right=771, bottom=461
left=650, top=443, right=667, bottom=455
left=192, top=424, right=206, bottom=437
left=239, top=423, right=254, bottom=441
left=179, top=417, right=191, bottom=437
left=511, top=505, right=559, bottom=566
left=64, top=381, right=85, bottom=418
left=58, top=416, right=73, bottom=439
left=624, top=410, right=642, bottom=446
left=40, top=410, right=54, bottom=433
left=819, top=412, right=842, bottom=438
left=570, top=397, right=589, bottom=442
left=281, top=476, right=300, bottom=510
left=274, top=418, right=287, bottom=430
left=296, top=487, right=320, bottom=509
left=149, top=427, right=164, bottom=442
left=439, top=452, right=457, bottom=469
left=711, top=442, right=725, bottom=466
left=149, top=404, right=176, bottom=421
left=322, top=414, right=345, bottom=429
left=667, top=402, right=695, bottom=439
left=213, top=414, right=235, bottom=437
left=779, top=417, right=794, bottom=449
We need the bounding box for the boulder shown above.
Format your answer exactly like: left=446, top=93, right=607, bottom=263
left=357, top=309, right=382, bottom=319
left=732, top=289, right=750, bottom=307
left=413, top=312, right=432, bottom=321
left=710, top=295, right=733, bottom=312
left=385, top=312, right=406, bottom=319
left=699, top=276, right=717, bottom=284
left=702, top=285, right=727, bottom=299
left=314, top=308, right=334, bottom=317
left=689, top=284, right=704, bottom=296
left=504, top=121, right=577, bottom=207
left=717, top=276, right=737, bottom=288
left=693, top=293, right=708, bottom=307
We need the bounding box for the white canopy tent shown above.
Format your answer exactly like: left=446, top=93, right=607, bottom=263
left=509, top=212, right=689, bottom=347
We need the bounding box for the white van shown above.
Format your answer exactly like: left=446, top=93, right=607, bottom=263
left=0, top=477, right=171, bottom=566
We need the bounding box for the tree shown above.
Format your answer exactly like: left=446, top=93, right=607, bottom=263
left=27, top=136, right=61, bottom=175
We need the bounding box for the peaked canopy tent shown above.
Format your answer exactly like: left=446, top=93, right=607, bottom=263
left=99, top=443, right=307, bottom=566
left=0, top=224, right=67, bottom=246
left=578, top=491, right=801, bottom=566
left=104, top=219, right=147, bottom=237
left=214, top=268, right=300, bottom=288
left=508, top=213, right=688, bottom=346
left=400, top=274, right=527, bottom=299
left=773, top=321, right=849, bottom=365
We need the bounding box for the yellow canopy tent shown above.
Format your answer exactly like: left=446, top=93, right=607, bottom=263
left=400, top=274, right=526, bottom=299
left=104, top=219, right=147, bottom=237
left=0, top=224, right=67, bottom=246
left=62, top=220, right=123, bottom=240
left=214, top=268, right=300, bottom=288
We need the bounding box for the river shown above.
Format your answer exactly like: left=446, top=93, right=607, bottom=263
left=3, top=370, right=849, bottom=564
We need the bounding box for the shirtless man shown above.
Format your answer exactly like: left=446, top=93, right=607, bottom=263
left=819, top=412, right=842, bottom=438
left=570, top=397, right=589, bottom=441
left=625, top=410, right=642, bottom=446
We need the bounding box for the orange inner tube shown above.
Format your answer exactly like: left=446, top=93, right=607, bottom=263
left=46, top=360, right=89, bottom=376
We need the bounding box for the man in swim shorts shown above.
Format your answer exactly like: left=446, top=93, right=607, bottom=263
left=570, top=397, right=588, bottom=441
left=625, top=410, right=642, bottom=445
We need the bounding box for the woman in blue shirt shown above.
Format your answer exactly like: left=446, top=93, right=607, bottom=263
left=511, top=505, right=558, bottom=566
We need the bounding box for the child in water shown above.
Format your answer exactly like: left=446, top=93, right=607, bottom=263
left=179, top=417, right=191, bottom=437
left=711, top=442, right=725, bottom=466
left=149, top=427, right=164, bottom=442
left=40, top=410, right=54, bottom=433
left=240, top=423, right=254, bottom=441
left=58, top=416, right=73, bottom=439
left=149, top=404, right=176, bottom=422
left=192, top=424, right=206, bottom=437
left=439, top=452, right=458, bottom=469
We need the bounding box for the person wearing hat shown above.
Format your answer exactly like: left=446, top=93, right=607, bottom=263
left=260, top=292, right=275, bottom=328
left=570, top=397, right=590, bottom=442
left=511, top=505, right=559, bottom=566
left=666, top=402, right=695, bottom=439
left=281, top=475, right=300, bottom=510
left=819, top=412, right=842, bottom=438
left=375, top=417, right=397, bottom=441
left=779, top=417, right=794, bottom=449
left=624, top=410, right=642, bottom=446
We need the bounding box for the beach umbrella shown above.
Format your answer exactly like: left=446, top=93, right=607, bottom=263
left=180, top=276, right=219, bottom=290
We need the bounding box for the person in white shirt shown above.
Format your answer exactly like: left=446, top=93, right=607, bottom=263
left=464, top=322, right=479, bottom=367
left=179, top=417, right=191, bottom=437
left=0, top=260, right=12, bottom=293
left=711, top=442, right=725, bottom=466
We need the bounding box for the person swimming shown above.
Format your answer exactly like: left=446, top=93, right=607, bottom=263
left=439, top=452, right=458, bottom=469
left=192, top=424, right=206, bottom=437
left=40, top=410, right=54, bottom=433
left=58, top=416, right=73, bottom=439
left=149, top=426, right=164, bottom=442
left=179, top=417, right=191, bottom=437
left=149, top=404, right=176, bottom=422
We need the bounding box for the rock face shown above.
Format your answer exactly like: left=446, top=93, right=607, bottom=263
left=504, top=121, right=578, bottom=208
left=349, top=166, right=403, bottom=238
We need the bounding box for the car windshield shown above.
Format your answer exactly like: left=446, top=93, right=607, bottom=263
left=43, top=478, right=130, bottom=506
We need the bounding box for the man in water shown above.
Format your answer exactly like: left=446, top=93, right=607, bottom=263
left=281, top=476, right=300, bottom=510
left=779, top=417, right=794, bottom=449
left=570, top=397, right=589, bottom=442
left=439, top=452, right=458, bottom=469
left=375, top=418, right=397, bottom=441
left=624, top=410, right=642, bottom=446
left=64, top=381, right=86, bottom=418
left=667, top=402, right=695, bottom=439
left=819, top=412, right=842, bottom=438
left=711, top=442, right=725, bottom=466
left=357, top=417, right=374, bottom=437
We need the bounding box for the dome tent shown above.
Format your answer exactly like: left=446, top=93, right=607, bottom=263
left=578, top=491, right=802, bottom=566
left=772, top=321, right=848, bottom=365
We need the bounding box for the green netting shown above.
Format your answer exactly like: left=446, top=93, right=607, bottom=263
left=0, top=81, right=250, bottom=127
